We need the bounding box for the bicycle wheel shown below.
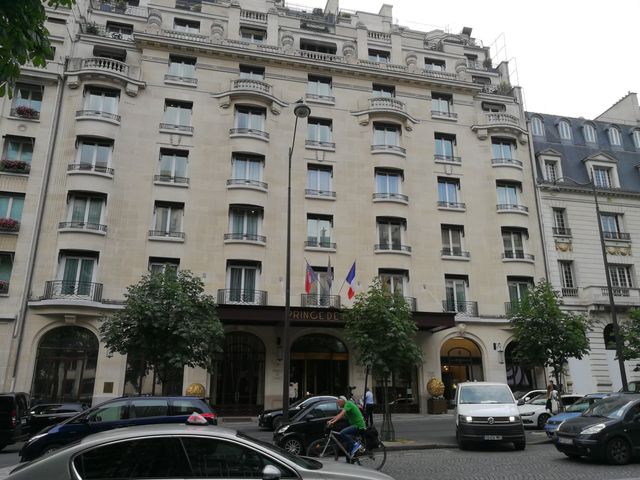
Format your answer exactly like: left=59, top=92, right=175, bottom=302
left=355, top=441, right=386, bottom=470
left=306, top=438, right=338, bottom=460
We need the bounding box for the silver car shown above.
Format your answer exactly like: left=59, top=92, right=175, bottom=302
left=8, top=423, right=394, bottom=480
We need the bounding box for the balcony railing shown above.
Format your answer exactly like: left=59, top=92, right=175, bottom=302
left=230, top=128, right=269, bottom=139
left=305, top=140, right=335, bottom=149
left=437, top=201, right=466, bottom=210
left=300, top=294, right=341, bottom=308
left=491, top=157, right=522, bottom=167
left=58, top=221, right=107, bottom=232
left=504, top=302, right=520, bottom=316
left=485, top=112, right=520, bottom=126
left=603, top=231, right=631, bottom=241
left=162, top=29, right=209, bottom=43
left=305, top=239, right=336, bottom=249
left=374, top=243, right=412, bottom=253
left=372, top=192, right=408, bottom=202
left=91, top=0, right=148, bottom=17
left=227, top=178, right=268, bottom=189
left=43, top=280, right=103, bottom=302
left=602, top=287, right=631, bottom=297
left=217, top=289, right=267, bottom=305
left=306, top=189, right=335, bottom=198
left=562, top=287, right=579, bottom=297
left=502, top=251, right=535, bottom=261
left=80, top=23, right=134, bottom=41
left=224, top=232, right=266, bottom=243
left=240, top=9, right=267, bottom=22
left=496, top=203, right=529, bottom=213
left=67, top=163, right=114, bottom=176
left=231, top=79, right=272, bottom=95
left=0, top=218, right=20, bottom=233
left=76, top=109, right=121, bottom=122
left=67, top=57, right=136, bottom=79
left=0, top=281, right=8, bottom=294
left=431, top=110, right=458, bottom=119
left=159, top=123, right=194, bottom=133
left=154, top=175, right=189, bottom=185
left=442, top=300, right=478, bottom=316
left=441, top=248, right=470, bottom=258
left=368, top=97, right=406, bottom=112
left=164, top=74, right=197, bottom=84
left=148, top=230, right=185, bottom=239
left=434, top=154, right=461, bottom=164
left=553, top=227, right=572, bottom=236
left=371, top=144, right=406, bottom=155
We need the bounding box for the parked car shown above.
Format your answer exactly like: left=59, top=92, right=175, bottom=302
left=28, top=403, right=88, bottom=434
left=20, top=396, right=216, bottom=462
left=554, top=393, right=640, bottom=465
left=259, top=396, right=337, bottom=431
left=0, top=393, right=31, bottom=451
left=513, top=389, right=546, bottom=404
left=8, top=420, right=394, bottom=480
left=454, top=382, right=526, bottom=450
left=544, top=393, right=610, bottom=438
left=273, top=398, right=348, bottom=455
left=518, top=394, right=582, bottom=429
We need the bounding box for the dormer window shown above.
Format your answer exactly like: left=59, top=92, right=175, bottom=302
left=592, top=166, right=612, bottom=188
left=633, top=130, right=640, bottom=150
left=558, top=119, right=572, bottom=141
left=531, top=116, right=544, bottom=137
left=544, top=159, right=559, bottom=182
left=608, top=126, right=622, bottom=147
left=583, top=123, right=597, bottom=144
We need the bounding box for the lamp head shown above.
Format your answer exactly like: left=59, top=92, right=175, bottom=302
left=293, top=100, right=311, bottom=119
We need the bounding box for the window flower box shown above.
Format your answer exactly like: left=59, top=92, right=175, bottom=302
left=0, top=159, right=30, bottom=174
left=14, top=105, right=40, bottom=119
left=0, top=280, right=8, bottom=294
left=0, top=217, right=20, bottom=232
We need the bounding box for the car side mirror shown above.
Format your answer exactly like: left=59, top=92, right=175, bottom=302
left=517, top=399, right=525, bottom=406
left=262, top=465, right=281, bottom=480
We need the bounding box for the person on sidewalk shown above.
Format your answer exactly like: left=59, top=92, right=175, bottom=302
left=364, top=388, right=374, bottom=426
left=327, top=396, right=366, bottom=456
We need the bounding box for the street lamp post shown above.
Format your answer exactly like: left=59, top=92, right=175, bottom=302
left=552, top=176, right=628, bottom=391
left=282, top=100, right=311, bottom=422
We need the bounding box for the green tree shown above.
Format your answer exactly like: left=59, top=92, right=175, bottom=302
left=100, top=270, right=224, bottom=395
left=343, top=279, right=422, bottom=441
left=508, top=280, right=591, bottom=388
left=0, top=0, right=75, bottom=96
left=619, top=309, right=640, bottom=360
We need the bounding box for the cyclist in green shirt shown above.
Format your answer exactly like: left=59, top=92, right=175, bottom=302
left=327, top=396, right=366, bottom=455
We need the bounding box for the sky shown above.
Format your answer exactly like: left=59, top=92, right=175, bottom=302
left=296, top=0, right=639, bottom=119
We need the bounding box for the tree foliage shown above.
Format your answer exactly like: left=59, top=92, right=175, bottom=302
left=619, top=309, right=640, bottom=360
left=509, top=280, right=591, bottom=386
left=100, top=270, right=224, bottom=394
left=0, top=0, right=75, bottom=96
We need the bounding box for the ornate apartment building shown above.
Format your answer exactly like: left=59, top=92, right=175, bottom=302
left=0, top=0, right=546, bottom=413
left=530, top=93, right=640, bottom=394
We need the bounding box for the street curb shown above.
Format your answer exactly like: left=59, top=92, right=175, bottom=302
left=385, top=443, right=457, bottom=451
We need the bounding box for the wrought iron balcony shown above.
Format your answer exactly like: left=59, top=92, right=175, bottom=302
left=502, top=251, right=535, bottom=261
left=43, top=280, right=103, bottom=302
left=496, top=203, right=529, bottom=213
left=305, top=189, right=336, bottom=198
left=603, top=231, right=631, bottom=241
left=230, top=128, right=269, bottom=140
left=491, top=157, right=522, bottom=167
left=148, top=230, right=185, bottom=239
left=300, top=294, right=341, bottom=308
left=374, top=243, right=412, bottom=253
left=0, top=218, right=20, bottom=233
left=372, top=192, right=408, bottom=202
left=80, top=23, right=134, bottom=41
left=67, top=163, right=114, bottom=176
left=442, top=300, right=478, bottom=316
left=562, top=287, right=579, bottom=297
left=224, top=232, right=266, bottom=243
left=504, top=302, right=520, bottom=315
left=441, top=248, right=470, bottom=258
left=75, top=109, right=121, bottom=122
left=227, top=178, right=268, bottom=190
left=90, top=0, right=148, bottom=17
left=371, top=144, right=406, bottom=155
left=437, top=201, right=466, bottom=210
left=217, top=289, right=267, bottom=305
left=59, top=221, right=107, bottom=232
left=154, top=175, right=189, bottom=185
left=159, top=123, right=193, bottom=134
left=553, top=227, right=572, bottom=237
left=434, top=154, right=462, bottom=164
left=305, top=140, right=335, bottom=149
left=305, top=239, right=336, bottom=249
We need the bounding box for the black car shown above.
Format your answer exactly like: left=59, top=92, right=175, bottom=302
left=258, top=396, right=337, bottom=430
left=554, top=393, right=640, bottom=465
left=20, top=396, right=217, bottom=462
left=273, top=398, right=348, bottom=455
left=28, top=403, right=88, bottom=434
left=0, top=392, right=31, bottom=451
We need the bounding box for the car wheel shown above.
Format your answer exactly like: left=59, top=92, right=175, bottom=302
left=537, top=413, right=550, bottom=429
left=272, top=416, right=283, bottom=431
left=282, top=437, right=303, bottom=455
left=514, top=441, right=526, bottom=451
left=606, top=437, right=632, bottom=465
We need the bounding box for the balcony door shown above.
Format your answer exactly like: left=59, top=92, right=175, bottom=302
left=445, top=277, right=467, bottom=311
left=60, top=256, right=96, bottom=296
left=228, top=266, right=257, bottom=303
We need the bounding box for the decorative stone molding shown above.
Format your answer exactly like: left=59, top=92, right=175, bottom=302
left=147, top=8, right=162, bottom=28
left=356, top=21, right=367, bottom=29
left=405, top=52, right=417, bottom=69
left=280, top=32, right=294, bottom=51
left=555, top=241, right=572, bottom=252
left=211, top=21, right=225, bottom=40
left=455, top=59, right=468, bottom=80
left=342, top=41, right=356, bottom=59
left=606, top=246, right=632, bottom=256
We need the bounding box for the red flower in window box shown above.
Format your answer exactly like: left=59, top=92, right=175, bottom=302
left=0, top=217, right=19, bottom=232
left=14, top=105, right=40, bottom=119
left=0, top=280, right=8, bottom=292
left=0, top=159, right=30, bottom=173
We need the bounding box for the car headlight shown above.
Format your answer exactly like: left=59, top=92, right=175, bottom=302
left=458, top=415, right=472, bottom=423
left=519, top=411, right=534, bottom=416
left=581, top=423, right=606, bottom=435
left=509, top=416, right=519, bottom=422
left=276, top=425, right=289, bottom=434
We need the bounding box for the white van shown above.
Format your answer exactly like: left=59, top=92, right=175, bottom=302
left=454, top=382, right=526, bottom=450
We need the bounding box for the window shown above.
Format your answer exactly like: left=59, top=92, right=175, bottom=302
left=432, top=93, right=453, bottom=116
left=300, top=40, right=336, bottom=54
left=77, top=139, right=113, bottom=172
left=168, top=55, right=196, bottom=80
left=531, top=116, right=544, bottom=137
left=508, top=277, right=531, bottom=303
left=307, top=118, right=333, bottom=146
left=93, top=45, right=126, bottom=62
left=558, top=120, right=572, bottom=141
left=445, top=276, right=468, bottom=311
left=375, top=169, right=403, bottom=197
left=307, top=165, right=333, bottom=196
left=173, top=18, right=200, bottom=33
left=307, top=75, right=332, bottom=99
left=502, top=229, right=525, bottom=259
left=307, top=215, right=333, bottom=248
left=559, top=261, right=576, bottom=291
left=609, top=265, right=633, bottom=288
left=234, top=106, right=266, bottom=132
left=227, top=263, right=260, bottom=303
left=441, top=225, right=464, bottom=256
left=377, top=218, right=404, bottom=250
left=379, top=270, right=407, bottom=295
left=307, top=267, right=334, bottom=302
left=12, top=84, right=43, bottom=118
left=65, top=194, right=105, bottom=230
left=592, top=166, right=612, bottom=188
left=603, top=324, right=616, bottom=350
left=492, top=137, right=515, bottom=160
left=0, top=193, right=24, bottom=223
left=240, top=27, right=266, bottom=43
left=373, top=123, right=400, bottom=147
left=84, top=87, right=119, bottom=116
left=544, top=160, right=558, bottom=182
left=232, top=154, right=263, bottom=183
left=482, top=102, right=505, bottom=113
left=229, top=206, right=263, bottom=241
left=153, top=202, right=184, bottom=237
left=0, top=253, right=12, bottom=292
left=434, top=133, right=456, bottom=159
left=372, top=84, right=395, bottom=98
left=163, top=100, right=192, bottom=128
left=496, top=182, right=520, bottom=206
left=159, top=149, right=188, bottom=182
left=59, top=254, right=97, bottom=295
left=148, top=257, right=179, bottom=275
left=105, top=21, right=133, bottom=40
left=583, top=123, right=597, bottom=144
left=608, top=126, right=622, bottom=147
left=2, top=136, right=33, bottom=164
left=553, top=208, right=570, bottom=236
left=368, top=49, right=389, bottom=63
left=438, top=177, right=461, bottom=206
left=600, top=213, right=625, bottom=239
left=633, top=130, right=640, bottom=150
left=425, top=57, right=445, bottom=71
left=239, top=65, right=265, bottom=80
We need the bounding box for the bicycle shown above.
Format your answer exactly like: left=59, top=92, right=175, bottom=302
left=305, top=427, right=386, bottom=470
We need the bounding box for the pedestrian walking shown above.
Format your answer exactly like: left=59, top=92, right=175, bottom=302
left=545, top=380, right=554, bottom=413
left=364, top=388, right=374, bottom=426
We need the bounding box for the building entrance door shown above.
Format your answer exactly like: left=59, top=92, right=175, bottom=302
left=440, top=337, right=483, bottom=405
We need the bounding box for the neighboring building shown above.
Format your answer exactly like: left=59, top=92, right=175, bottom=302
left=529, top=92, right=640, bottom=393
left=1, top=0, right=546, bottom=413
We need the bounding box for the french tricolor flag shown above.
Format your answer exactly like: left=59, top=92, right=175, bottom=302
left=345, top=262, right=356, bottom=299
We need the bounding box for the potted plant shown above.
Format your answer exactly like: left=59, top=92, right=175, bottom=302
left=426, top=377, right=448, bottom=414
left=0, top=159, right=30, bottom=174
left=14, top=105, right=39, bottom=119
left=114, top=0, right=127, bottom=13
left=0, top=280, right=8, bottom=294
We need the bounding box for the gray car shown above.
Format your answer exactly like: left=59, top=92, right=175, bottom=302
left=8, top=423, right=394, bottom=480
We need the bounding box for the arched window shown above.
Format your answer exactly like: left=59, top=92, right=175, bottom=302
left=608, top=126, right=622, bottom=146
left=583, top=123, right=597, bottom=144
left=531, top=116, right=544, bottom=137
left=558, top=119, right=572, bottom=141
left=603, top=324, right=616, bottom=350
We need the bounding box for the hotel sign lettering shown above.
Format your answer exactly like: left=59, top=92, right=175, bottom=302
left=289, top=309, right=341, bottom=321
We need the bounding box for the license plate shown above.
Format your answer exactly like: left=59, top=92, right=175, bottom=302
left=558, top=437, right=573, bottom=445
left=484, top=435, right=502, bottom=440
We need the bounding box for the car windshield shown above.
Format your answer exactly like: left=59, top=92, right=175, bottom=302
left=582, top=396, right=630, bottom=419
left=459, top=385, right=514, bottom=404
left=567, top=397, right=597, bottom=413
left=236, top=433, right=322, bottom=470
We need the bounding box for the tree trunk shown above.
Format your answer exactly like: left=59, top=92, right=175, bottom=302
left=380, top=375, right=395, bottom=442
